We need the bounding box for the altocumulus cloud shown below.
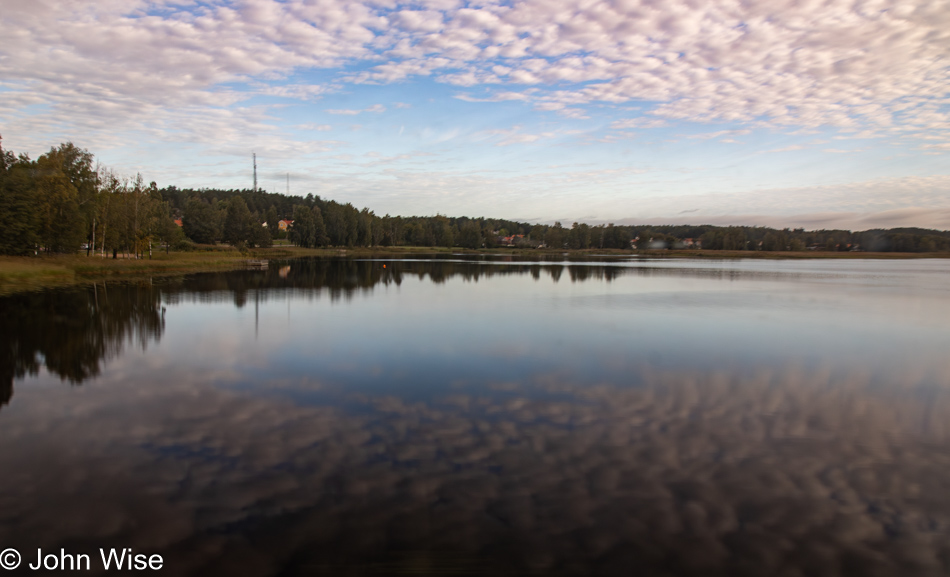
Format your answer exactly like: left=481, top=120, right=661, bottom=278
left=1, top=0, right=948, bottom=224
left=3, top=0, right=947, bottom=141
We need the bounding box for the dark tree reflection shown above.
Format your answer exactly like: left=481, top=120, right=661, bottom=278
left=158, top=258, right=635, bottom=308
left=0, top=255, right=816, bottom=407
left=4, top=258, right=637, bottom=407
left=0, top=282, right=164, bottom=408
left=1, top=255, right=894, bottom=409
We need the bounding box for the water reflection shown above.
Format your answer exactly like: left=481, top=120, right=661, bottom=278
left=2, top=257, right=949, bottom=576
left=0, top=259, right=635, bottom=403
left=0, top=282, right=164, bottom=409
left=1, top=368, right=948, bottom=576
left=157, top=258, right=631, bottom=307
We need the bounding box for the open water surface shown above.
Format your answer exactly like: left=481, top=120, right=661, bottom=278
left=2, top=255, right=950, bottom=576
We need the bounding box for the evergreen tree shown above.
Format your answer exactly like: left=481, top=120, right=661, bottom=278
left=265, top=205, right=279, bottom=232
left=183, top=198, right=219, bottom=244
left=290, top=204, right=316, bottom=247
left=458, top=221, right=482, bottom=249
left=223, top=196, right=252, bottom=246
left=312, top=206, right=328, bottom=247
left=0, top=142, right=38, bottom=255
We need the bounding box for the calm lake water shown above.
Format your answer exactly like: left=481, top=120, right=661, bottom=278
left=2, top=256, right=950, bottom=576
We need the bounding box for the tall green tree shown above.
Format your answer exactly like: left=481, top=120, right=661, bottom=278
left=30, top=143, right=98, bottom=253
left=183, top=198, right=219, bottom=244
left=312, top=206, right=329, bottom=247
left=568, top=222, right=591, bottom=249
left=223, top=196, right=252, bottom=246
left=529, top=224, right=547, bottom=244
left=323, top=202, right=346, bottom=246
left=290, top=204, right=316, bottom=247
left=343, top=203, right=359, bottom=247
left=248, top=214, right=272, bottom=248
left=379, top=215, right=403, bottom=246
left=434, top=215, right=455, bottom=248
left=0, top=141, right=38, bottom=255
left=722, top=227, right=747, bottom=250
left=35, top=155, right=83, bottom=253
left=95, top=169, right=121, bottom=256
left=156, top=212, right=185, bottom=253
left=458, top=220, right=482, bottom=249
left=265, top=205, right=279, bottom=233
left=544, top=222, right=565, bottom=249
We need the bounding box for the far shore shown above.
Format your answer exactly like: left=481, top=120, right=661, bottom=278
left=1, top=246, right=948, bottom=296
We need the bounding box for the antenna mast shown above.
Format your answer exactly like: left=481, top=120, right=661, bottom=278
left=252, top=153, right=258, bottom=193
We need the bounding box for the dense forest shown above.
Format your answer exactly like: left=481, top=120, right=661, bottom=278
left=2, top=139, right=949, bottom=255
left=0, top=140, right=185, bottom=257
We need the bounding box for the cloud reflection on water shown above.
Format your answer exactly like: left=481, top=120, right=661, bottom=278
left=3, top=257, right=950, bottom=575
left=2, top=364, right=949, bottom=576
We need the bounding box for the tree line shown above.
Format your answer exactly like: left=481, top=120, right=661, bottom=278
left=0, top=139, right=184, bottom=256
left=624, top=224, right=950, bottom=253
left=144, top=186, right=950, bottom=253
left=2, top=139, right=949, bottom=255
left=160, top=186, right=539, bottom=250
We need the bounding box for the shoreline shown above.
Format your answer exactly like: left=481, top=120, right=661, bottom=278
left=2, top=247, right=948, bottom=296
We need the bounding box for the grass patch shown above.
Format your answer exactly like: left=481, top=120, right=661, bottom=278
left=0, top=257, right=76, bottom=293
left=0, top=251, right=251, bottom=295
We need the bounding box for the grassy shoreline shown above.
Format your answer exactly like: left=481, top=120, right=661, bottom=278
left=1, top=246, right=948, bottom=295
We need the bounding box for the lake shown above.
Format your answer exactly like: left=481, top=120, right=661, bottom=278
left=2, top=255, right=949, bottom=576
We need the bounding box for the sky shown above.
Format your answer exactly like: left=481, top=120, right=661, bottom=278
left=1, top=0, right=948, bottom=229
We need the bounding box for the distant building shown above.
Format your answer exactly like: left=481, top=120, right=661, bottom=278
left=174, top=219, right=183, bottom=227
left=278, top=220, right=294, bottom=231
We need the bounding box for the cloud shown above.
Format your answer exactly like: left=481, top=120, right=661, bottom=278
left=687, top=129, right=751, bottom=140
left=257, top=83, right=329, bottom=101
left=615, top=208, right=950, bottom=231
left=855, top=207, right=950, bottom=228
left=325, top=104, right=387, bottom=115
left=610, top=118, right=669, bottom=130
left=552, top=107, right=589, bottom=119
left=0, top=0, right=387, bottom=153
left=611, top=174, right=950, bottom=229
left=1, top=0, right=948, bottom=223
left=453, top=90, right=534, bottom=103
left=763, top=144, right=804, bottom=153
left=475, top=125, right=584, bottom=147
left=3, top=0, right=949, bottom=150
